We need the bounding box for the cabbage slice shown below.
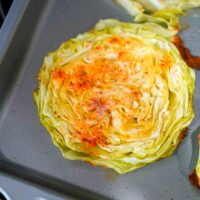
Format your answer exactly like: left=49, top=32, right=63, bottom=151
left=34, top=19, right=195, bottom=174
left=115, top=0, right=200, bottom=13
left=115, top=0, right=200, bottom=33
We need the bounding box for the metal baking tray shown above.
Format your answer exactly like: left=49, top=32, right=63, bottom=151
left=0, top=0, right=200, bottom=199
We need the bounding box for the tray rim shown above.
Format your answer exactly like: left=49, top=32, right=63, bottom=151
left=0, top=1, right=200, bottom=200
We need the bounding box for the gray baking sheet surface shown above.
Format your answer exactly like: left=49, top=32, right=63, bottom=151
left=0, top=0, right=200, bottom=200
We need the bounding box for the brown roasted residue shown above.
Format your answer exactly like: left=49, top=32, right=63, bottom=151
left=189, top=170, right=200, bottom=189
left=173, top=35, right=200, bottom=69
left=178, top=128, right=188, bottom=143
left=189, top=134, right=200, bottom=189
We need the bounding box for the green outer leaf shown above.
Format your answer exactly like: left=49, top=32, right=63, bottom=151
left=115, top=0, right=200, bottom=33
left=115, top=0, right=144, bottom=16
left=115, top=0, right=200, bottom=12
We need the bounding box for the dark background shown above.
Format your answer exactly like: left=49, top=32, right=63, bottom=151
left=0, top=0, right=13, bottom=28
left=0, top=192, right=6, bottom=200
left=0, top=0, right=13, bottom=200
left=0, top=1, right=13, bottom=198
